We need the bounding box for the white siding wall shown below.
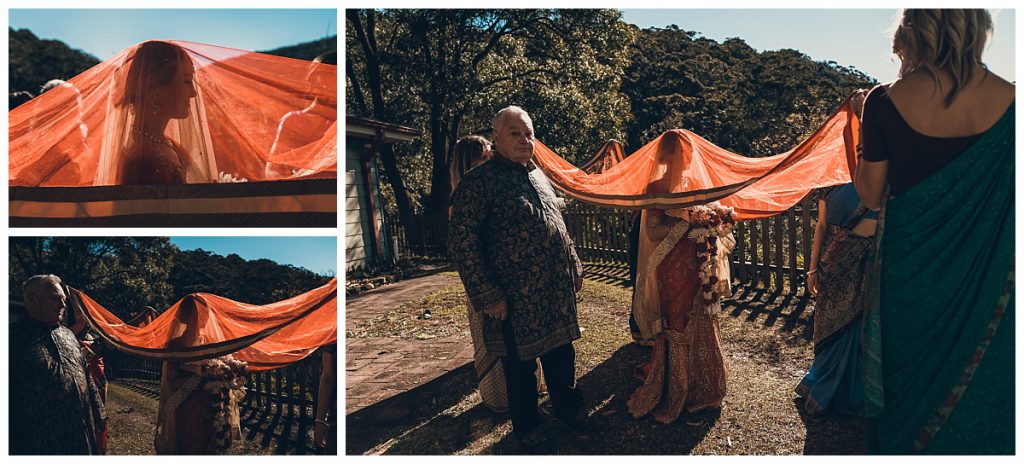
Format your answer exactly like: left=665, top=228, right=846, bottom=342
left=345, top=144, right=369, bottom=271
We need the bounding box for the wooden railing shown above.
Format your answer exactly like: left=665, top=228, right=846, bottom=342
left=383, top=212, right=448, bottom=259
left=104, top=348, right=330, bottom=454
left=383, top=196, right=820, bottom=293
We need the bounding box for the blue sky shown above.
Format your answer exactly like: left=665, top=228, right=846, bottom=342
left=169, top=237, right=337, bottom=276
left=9, top=9, right=336, bottom=59
left=621, top=9, right=1015, bottom=83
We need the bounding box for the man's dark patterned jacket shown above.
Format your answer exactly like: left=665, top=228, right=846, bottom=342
left=9, top=317, right=106, bottom=455
left=449, top=153, right=583, bottom=360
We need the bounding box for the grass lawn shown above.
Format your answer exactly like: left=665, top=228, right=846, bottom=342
left=106, top=383, right=272, bottom=455
left=346, top=275, right=867, bottom=455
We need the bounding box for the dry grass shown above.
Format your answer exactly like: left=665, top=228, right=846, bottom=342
left=347, top=284, right=472, bottom=340
left=106, top=383, right=273, bottom=455
left=346, top=278, right=867, bottom=455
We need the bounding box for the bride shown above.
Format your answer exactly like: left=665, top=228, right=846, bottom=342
left=97, top=41, right=218, bottom=185
left=154, top=295, right=248, bottom=454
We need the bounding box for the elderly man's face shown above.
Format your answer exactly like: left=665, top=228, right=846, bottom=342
left=26, top=281, right=67, bottom=326
left=493, top=114, right=535, bottom=164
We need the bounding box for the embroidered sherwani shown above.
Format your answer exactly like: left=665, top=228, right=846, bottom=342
left=449, top=153, right=583, bottom=360
left=9, top=318, right=106, bottom=455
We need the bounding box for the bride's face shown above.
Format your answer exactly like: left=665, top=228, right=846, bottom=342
left=154, top=66, right=197, bottom=119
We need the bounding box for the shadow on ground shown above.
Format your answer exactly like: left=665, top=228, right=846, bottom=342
left=109, top=378, right=324, bottom=455
left=346, top=344, right=729, bottom=455
left=722, top=284, right=814, bottom=340
left=794, top=397, right=870, bottom=455
left=345, top=278, right=867, bottom=455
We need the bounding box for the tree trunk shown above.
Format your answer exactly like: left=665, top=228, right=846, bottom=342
left=346, top=10, right=418, bottom=247
left=426, top=104, right=451, bottom=254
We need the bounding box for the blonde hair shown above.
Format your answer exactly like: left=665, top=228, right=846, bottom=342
left=892, top=9, right=993, bottom=107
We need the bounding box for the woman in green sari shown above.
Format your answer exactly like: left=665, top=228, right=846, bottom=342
left=855, top=9, right=1014, bottom=454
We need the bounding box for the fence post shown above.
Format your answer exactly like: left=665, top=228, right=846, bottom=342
left=734, top=221, right=747, bottom=282
left=773, top=214, right=784, bottom=292
left=787, top=207, right=798, bottom=293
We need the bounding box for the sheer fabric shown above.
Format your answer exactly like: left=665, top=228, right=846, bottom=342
left=10, top=40, right=336, bottom=187
left=533, top=98, right=861, bottom=220
left=69, top=278, right=337, bottom=371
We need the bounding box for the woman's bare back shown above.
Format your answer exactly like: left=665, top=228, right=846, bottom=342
left=887, top=69, right=1015, bottom=138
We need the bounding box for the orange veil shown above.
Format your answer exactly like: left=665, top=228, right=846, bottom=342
left=533, top=97, right=861, bottom=220
left=9, top=40, right=336, bottom=187
left=69, top=278, right=337, bottom=371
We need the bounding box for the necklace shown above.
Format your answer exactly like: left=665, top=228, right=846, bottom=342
left=138, top=128, right=173, bottom=147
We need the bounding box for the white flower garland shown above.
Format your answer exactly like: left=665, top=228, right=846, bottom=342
left=681, top=203, right=737, bottom=303
left=180, top=355, right=249, bottom=451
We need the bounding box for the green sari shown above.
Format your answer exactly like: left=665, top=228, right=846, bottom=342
left=864, top=104, right=1015, bottom=454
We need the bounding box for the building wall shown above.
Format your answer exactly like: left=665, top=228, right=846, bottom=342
left=345, top=140, right=371, bottom=271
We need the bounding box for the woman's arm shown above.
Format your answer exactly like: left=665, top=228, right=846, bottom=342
left=854, top=85, right=890, bottom=209
left=807, top=199, right=827, bottom=296
left=314, top=349, right=336, bottom=448
left=855, top=160, right=888, bottom=210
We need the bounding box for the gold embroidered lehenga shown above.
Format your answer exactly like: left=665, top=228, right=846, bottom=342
left=627, top=203, right=735, bottom=423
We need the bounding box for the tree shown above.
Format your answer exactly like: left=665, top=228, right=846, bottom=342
left=346, top=9, right=636, bottom=236
left=622, top=27, right=875, bottom=156
left=8, top=28, right=100, bottom=109
left=346, top=10, right=420, bottom=244
left=9, top=237, right=176, bottom=315
left=9, top=238, right=331, bottom=319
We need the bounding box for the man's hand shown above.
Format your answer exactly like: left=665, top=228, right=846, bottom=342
left=483, top=300, right=508, bottom=321
left=574, top=276, right=583, bottom=293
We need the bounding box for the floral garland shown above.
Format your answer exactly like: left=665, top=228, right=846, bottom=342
left=683, top=203, right=737, bottom=303
left=180, top=355, right=249, bottom=451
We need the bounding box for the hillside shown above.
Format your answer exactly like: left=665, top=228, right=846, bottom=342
left=8, top=27, right=100, bottom=108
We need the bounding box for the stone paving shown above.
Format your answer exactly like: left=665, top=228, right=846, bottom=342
left=344, top=273, right=473, bottom=414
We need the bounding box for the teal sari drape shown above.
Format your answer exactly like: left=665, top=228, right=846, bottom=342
left=863, top=104, right=1015, bottom=454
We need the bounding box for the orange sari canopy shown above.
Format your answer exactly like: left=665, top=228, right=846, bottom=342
left=533, top=98, right=861, bottom=220
left=10, top=40, right=336, bottom=186
left=69, top=278, right=337, bottom=371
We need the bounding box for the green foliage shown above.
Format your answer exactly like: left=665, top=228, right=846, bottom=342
left=623, top=27, right=876, bottom=155
left=170, top=250, right=331, bottom=305
left=347, top=9, right=636, bottom=214
left=9, top=238, right=331, bottom=319
left=259, top=36, right=337, bottom=62
left=348, top=12, right=876, bottom=219
left=9, top=238, right=176, bottom=312
left=8, top=28, right=100, bottom=108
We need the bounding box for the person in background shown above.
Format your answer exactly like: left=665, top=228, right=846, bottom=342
left=449, top=134, right=510, bottom=414
left=798, top=181, right=877, bottom=415
left=313, top=344, right=337, bottom=454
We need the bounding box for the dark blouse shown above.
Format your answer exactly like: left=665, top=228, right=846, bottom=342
left=860, top=86, right=984, bottom=196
